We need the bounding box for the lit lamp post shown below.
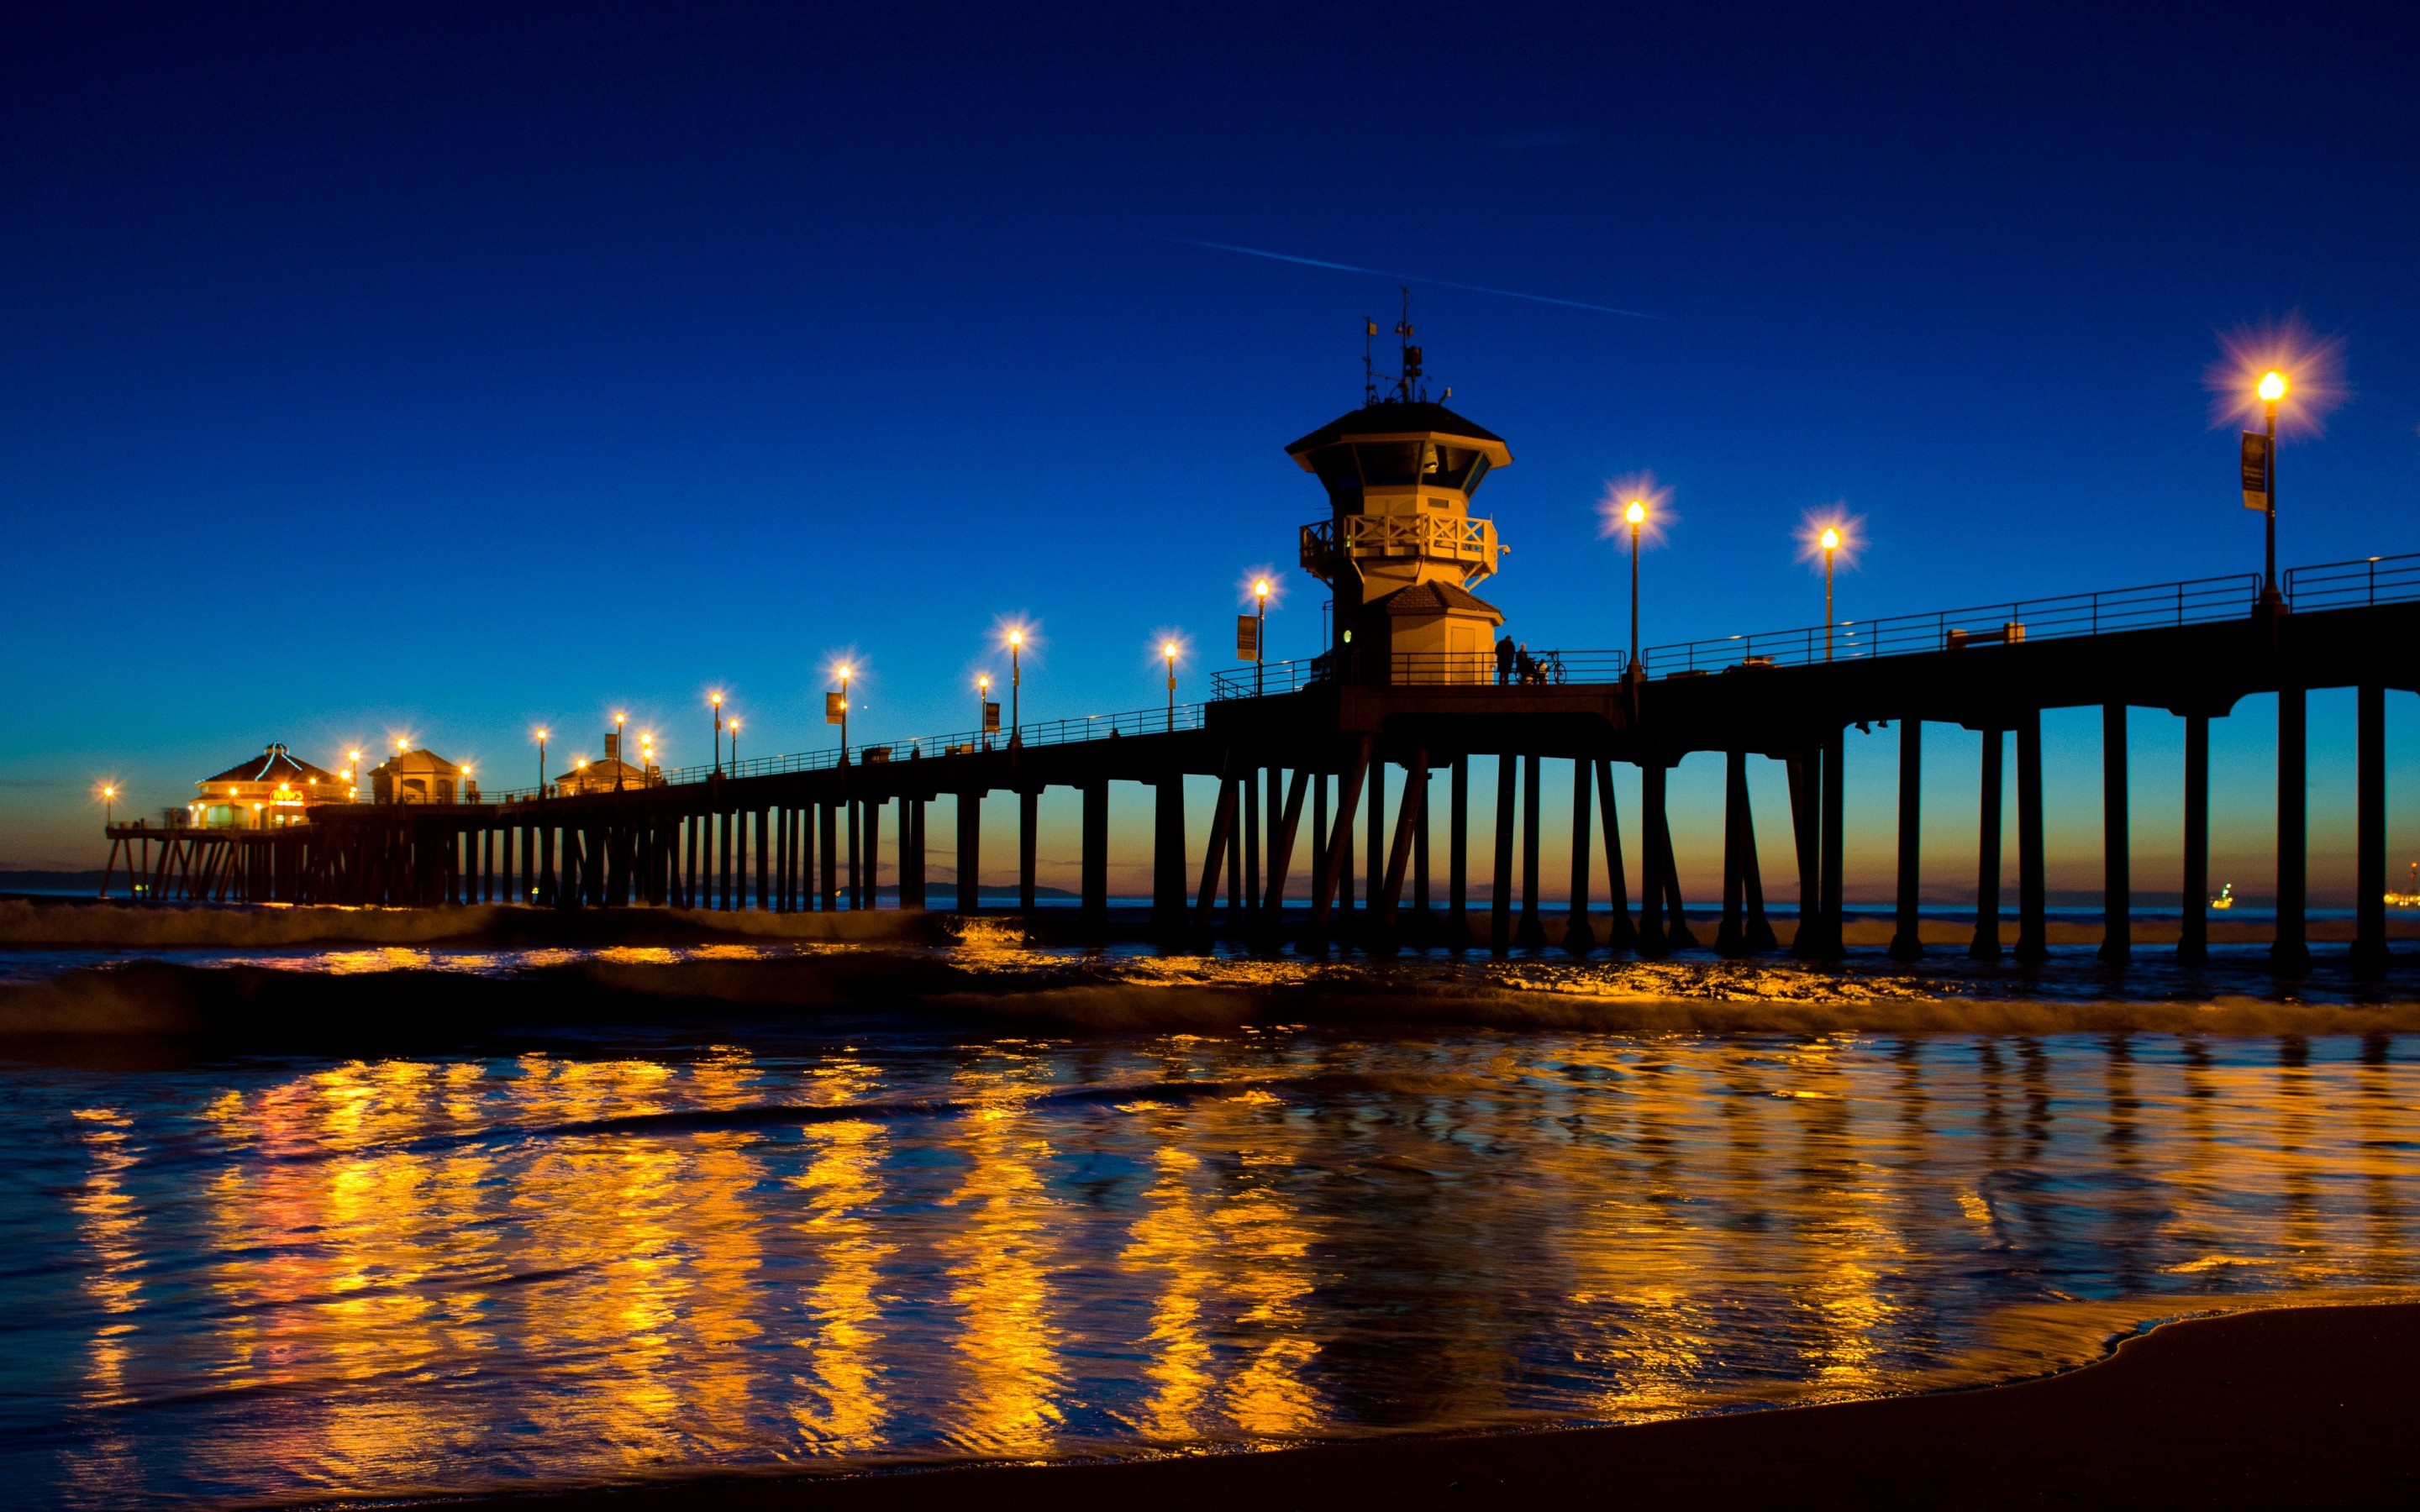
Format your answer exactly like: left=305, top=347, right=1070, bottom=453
left=614, top=711, right=627, bottom=790
left=535, top=729, right=549, bottom=795
left=1820, top=526, right=1841, bottom=662
left=837, top=665, right=852, bottom=765
left=1007, top=629, right=1023, bottom=748
left=2258, top=370, right=2287, bottom=602
left=347, top=749, right=362, bottom=801
left=1164, top=640, right=1180, bottom=731
left=1253, top=577, right=1271, bottom=696
left=1625, top=499, right=1646, bottom=678
left=976, top=673, right=992, bottom=748
left=711, top=693, right=724, bottom=775
left=639, top=732, right=654, bottom=784
left=728, top=717, right=740, bottom=769
left=102, top=785, right=116, bottom=829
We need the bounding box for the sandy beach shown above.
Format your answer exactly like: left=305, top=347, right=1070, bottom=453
left=445, top=1303, right=2420, bottom=1512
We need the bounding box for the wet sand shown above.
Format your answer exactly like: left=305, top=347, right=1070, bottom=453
left=454, top=1304, right=2420, bottom=1511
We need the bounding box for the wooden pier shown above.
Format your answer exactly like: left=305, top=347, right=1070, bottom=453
left=103, top=551, right=2420, bottom=975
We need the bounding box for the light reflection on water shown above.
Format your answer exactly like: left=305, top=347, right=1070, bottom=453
left=8, top=1024, right=2420, bottom=1508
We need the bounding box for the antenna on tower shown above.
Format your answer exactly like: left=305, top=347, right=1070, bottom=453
left=1363, top=317, right=1378, bottom=404
left=1393, top=287, right=1422, bottom=402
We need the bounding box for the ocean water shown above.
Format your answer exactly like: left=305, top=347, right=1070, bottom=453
left=4, top=933, right=2418, bottom=1508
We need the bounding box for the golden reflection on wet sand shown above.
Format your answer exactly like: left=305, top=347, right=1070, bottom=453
left=937, top=1047, right=1067, bottom=1454
left=24, top=1030, right=2420, bottom=1509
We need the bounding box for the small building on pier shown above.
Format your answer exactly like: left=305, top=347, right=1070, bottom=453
left=555, top=732, right=655, bottom=795
left=371, top=745, right=472, bottom=804
left=193, top=743, right=345, bottom=828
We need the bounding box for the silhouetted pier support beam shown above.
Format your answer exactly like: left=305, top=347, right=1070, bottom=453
left=1195, top=762, right=1238, bottom=927
left=2098, top=704, right=2131, bottom=963
left=1448, top=755, right=1471, bottom=948
left=1379, top=748, right=1428, bottom=937
left=1818, top=727, right=1845, bottom=959
left=864, top=799, right=883, bottom=911
left=1718, top=751, right=1749, bottom=955
left=2179, top=714, right=2210, bottom=966
left=1153, top=772, right=1187, bottom=930
left=1310, top=738, right=1372, bottom=948
left=1226, top=776, right=1245, bottom=926
left=1788, top=749, right=1820, bottom=958
left=2015, top=711, right=2048, bottom=963
left=1565, top=758, right=1595, bottom=955
left=1412, top=764, right=1432, bottom=942
left=900, top=799, right=925, bottom=911
left=1517, top=753, right=1546, bottom=948
left=2354, top=682, right=2389, bottom=976
left=2273, top=684, right=2310, bottom=972
left=1080, top=780, right=1108, bottom=932
left=847, top=800, right=864, bottom=909
left=1593, top=759, right=1636, bottom=953
left=1644, top=756, right=1697, bottom=953
left=1490, top=755, right=1516, bottom=954
left=1243, top=771, right=1261, bottom=920
left=819, top=802, right=839, bottom=911
left=1365, top=760, right=1386, bottom=944
left=1889, top=720, right=1924, bottom=961
left=1018, top=790, right=1039, bottom=912
left=957, top=789, right=982, bottom=914
left=1971, top=728, right=2004, bottom=960
left=1261, top=767, right=1308, bottom=937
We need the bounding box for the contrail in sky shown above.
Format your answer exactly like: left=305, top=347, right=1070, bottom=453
left=1163, top=236, right=1657, bottom=319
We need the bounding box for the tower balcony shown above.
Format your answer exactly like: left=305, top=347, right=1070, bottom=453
left=1299, top=513, right=1502, bottom=585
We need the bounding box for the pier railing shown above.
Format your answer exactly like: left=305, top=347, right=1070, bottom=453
left=2286, top=551, right=2420, bottom=611
left=1637, top=571, right=2265, bottom=678
left=315, top=554, right=2411, bottom=811
left=467, top=701, right=1212, bottom=804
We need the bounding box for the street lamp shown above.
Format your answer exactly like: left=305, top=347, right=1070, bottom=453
left=639, top=732, right=655, bottom=784
left=1164, top=640, right=1180, bottom=731
left=1624, top=500, right=1647, bottom=677
left=614, top=711, right=627, bottom=790
left=1820, top=526, right=1841, bottom=661
left=2258, top=369, right=2287, bottom=601
left=837, top=665, right=852, bottom=765
left=728, top=717, right=740, bottom=769
left=535, top=729, right=549, bottom=795
left=1007, top=628, right=1023, bottom=747
left=1253, top=577, right=1271, bottom=696
left=347, top=749, right=362, bottom=800
left=102, top=785, right=116, bottom=828
left=976, top=672, right=992, bottom=748
left=710, top=693, right=724, bottom=775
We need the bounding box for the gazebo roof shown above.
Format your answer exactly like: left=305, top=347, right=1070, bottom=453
left=198, top=744, right=343, bottom=789
left=372, top=748, right=461, bottom=776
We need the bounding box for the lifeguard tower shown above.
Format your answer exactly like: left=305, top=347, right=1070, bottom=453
left=1289, top=306, right=1511, bottom=684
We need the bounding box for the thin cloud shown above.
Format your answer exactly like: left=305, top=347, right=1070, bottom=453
left=1161, top=236, right=1656, bottom=319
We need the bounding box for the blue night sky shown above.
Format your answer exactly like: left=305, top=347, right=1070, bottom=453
left=3, top=2, right=2415, bottom=900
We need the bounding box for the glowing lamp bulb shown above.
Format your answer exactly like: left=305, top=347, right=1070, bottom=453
left=1625, top=501, right=1645, bottom=526
left=1008, top=630, right=1022, bottom=648
left=1821, top=528, right=1841, bottom=551
left=1164, top=642, right=1177, bottom=659
left=2259, top=370, right=2287, bottom=403
left=1255, top=579, right=1270, bottom=599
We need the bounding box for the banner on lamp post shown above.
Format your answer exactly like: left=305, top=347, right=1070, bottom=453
left=2240, top=432, right=2271, bottom=511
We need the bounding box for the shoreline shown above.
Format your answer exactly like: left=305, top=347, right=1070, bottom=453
left=3, top=895, right=2416, bottom=953
left=384, top=1301, right=2420, bottom=1511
